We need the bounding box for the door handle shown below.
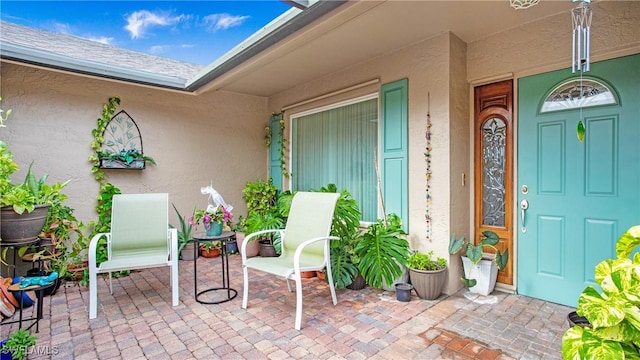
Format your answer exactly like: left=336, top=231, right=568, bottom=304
left=520, top=199, right=529, bottom=233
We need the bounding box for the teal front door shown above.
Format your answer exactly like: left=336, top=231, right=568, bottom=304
left=517, top=54, right=640, bottom=306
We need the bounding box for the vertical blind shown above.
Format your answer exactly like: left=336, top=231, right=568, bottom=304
left=292, top=98, right=378, bottom=221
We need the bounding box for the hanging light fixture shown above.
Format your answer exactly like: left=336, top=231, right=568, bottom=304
left=572, top=0, right=592, bottom=73
left=510, top=0, right=540, bottom=10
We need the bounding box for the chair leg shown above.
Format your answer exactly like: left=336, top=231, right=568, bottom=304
left=109, top=272, right=113, bottom=294
left=242, top=266, right=249, bottom=309
left=326, top=266, right=338, bottom=306
left=171, top=262, right=179, bottom=306
left=294, top=274, right=303, bottom=330
left=89, top=266, right=98, bottom=319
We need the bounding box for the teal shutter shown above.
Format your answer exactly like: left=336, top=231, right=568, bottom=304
left=380, top=79, right=408, bottom=228
left=269, top=113, right=283, bottom=191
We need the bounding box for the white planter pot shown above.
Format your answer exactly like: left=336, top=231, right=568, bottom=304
left=461, top=256, right=498, bottom=296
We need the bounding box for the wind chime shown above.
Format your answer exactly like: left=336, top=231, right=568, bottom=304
left=572, top=0, right=593, bottom=142
left=425, top=93, right=432, bottom=241
left=572, top=0, right=592, bottom=73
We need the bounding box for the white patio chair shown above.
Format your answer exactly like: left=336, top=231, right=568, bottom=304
left=241, top=191, right=340, bottom=330
left=89, top=193, right=179, bottom=319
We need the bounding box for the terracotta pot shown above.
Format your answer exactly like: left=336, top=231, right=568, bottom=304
left=236, top=232, right=259, bottom=258
left=299, top=271, right=316, bottom=278
left=67, top=261, right=88, bottom=281
left=180, top=242, right=195, bottom=261
left=200, top=247, right=220, bottom=258
left=317, top=270, right=326, bottom=281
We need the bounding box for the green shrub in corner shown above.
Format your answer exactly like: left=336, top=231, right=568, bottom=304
left=1, top=329, right=37, bottom=360
left=561, top=225, right=640, bottom=359
left=407, top=250, right=446, bottom=271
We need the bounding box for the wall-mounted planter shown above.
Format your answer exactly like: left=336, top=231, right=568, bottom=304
left=98, top=110, right=154, bottom=170
left=99, top=158, right=146, bottom=170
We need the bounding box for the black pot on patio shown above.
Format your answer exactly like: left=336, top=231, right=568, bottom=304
left=567, top=311, right=591, bottom=328
left=258, top=240, right=277, bottom=257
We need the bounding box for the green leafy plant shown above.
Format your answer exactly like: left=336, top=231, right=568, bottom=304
left=97, top=149, right=156, bottom=165
left=0, top=162, right=70, bottom=214
left=354, top=213, right=410, bottom=289
left=242, top=178, right=285, bottom=252
left=200, top=241, right=221, bottom=251
left=448, top=231, right=509, bottom=288
left=1, top=329, right=37, bottom=360
left=0, top=96, right=13, bottom=127
left=561, top=225, right=640, bottom=359
left=318, top=184, right=362, bottom=289
left=407, top=250, right=447, bottom=271
left=172, top=204, right=194, bottom=256
left=264, top=111, right=290, bottom=178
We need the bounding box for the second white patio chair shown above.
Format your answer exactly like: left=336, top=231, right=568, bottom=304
left=241, top=191, right=340, bottom=330
left=88, top=193, right=179, bottom=319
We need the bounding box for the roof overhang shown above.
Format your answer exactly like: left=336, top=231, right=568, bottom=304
left=0, top=42, right=190, bottom=90
left=2, top=0, right=587, bottom=97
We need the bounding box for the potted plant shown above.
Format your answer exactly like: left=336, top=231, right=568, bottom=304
left=561, top=225, right=640, bottom=359
left=407, top=250, right=447, bottom=300
left=199, top=241, right=221, bottom=258
left=448, top=230, right=509, bottom=296
left=242, top=179, right=284, bottom=257
left=354, top=213, right=410, bottom=290
left=0, top=329, right=37, bottom=360
left=233, top=216, right=257, bottom=257
left=190, top=205, right=233, bottom=237
left=97, top=149, right=156, bottom=170
left=0, top=162, right=70, bottom=244
left=171, top=204, right=194, bottom=261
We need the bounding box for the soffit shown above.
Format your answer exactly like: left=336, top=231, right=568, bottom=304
left=203, top=0, right=575, bottom=97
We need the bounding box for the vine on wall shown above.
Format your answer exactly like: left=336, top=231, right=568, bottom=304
left=265, top=111, right=290, bottom=178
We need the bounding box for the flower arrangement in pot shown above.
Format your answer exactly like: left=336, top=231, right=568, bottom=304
left=189, top=183, right=233, bottom=237
left=190, top=205, right=233, bottom=237
left=407, top=250, right=447, bottom=300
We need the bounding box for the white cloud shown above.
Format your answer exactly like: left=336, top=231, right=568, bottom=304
left=149, top=43, right=194, bottom=55
left=149, top=45, right=170, bottom=54
left=124, top=10, right=187, bottom=39
left=203, top=13, right=249, bottom=31
left=86, top=36, right=114, bottom=45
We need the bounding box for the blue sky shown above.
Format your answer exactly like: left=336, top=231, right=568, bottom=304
left=0, top=1, right=293, bottom=65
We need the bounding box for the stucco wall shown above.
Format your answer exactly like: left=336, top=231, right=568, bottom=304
left=0, top=63, right=269, bottom=227
left=268, top=32, right=469, bottom=294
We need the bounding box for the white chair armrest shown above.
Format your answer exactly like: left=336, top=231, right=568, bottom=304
left=241, top=229, right=285, bottom=263
left=88, top=232, right=110, bottom=268
left=293, top=236, right=339, bottom=272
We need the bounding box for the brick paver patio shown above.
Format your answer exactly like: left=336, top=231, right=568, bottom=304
left=2, top=253, right=574, bottom=359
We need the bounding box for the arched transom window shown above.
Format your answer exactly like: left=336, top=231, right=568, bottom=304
left=540, top=78, right=618, bottom=113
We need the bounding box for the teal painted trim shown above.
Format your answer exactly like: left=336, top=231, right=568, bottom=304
left=380, top=78, right=408, bottom=229
left=269, top=113, right=283, bottom=191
